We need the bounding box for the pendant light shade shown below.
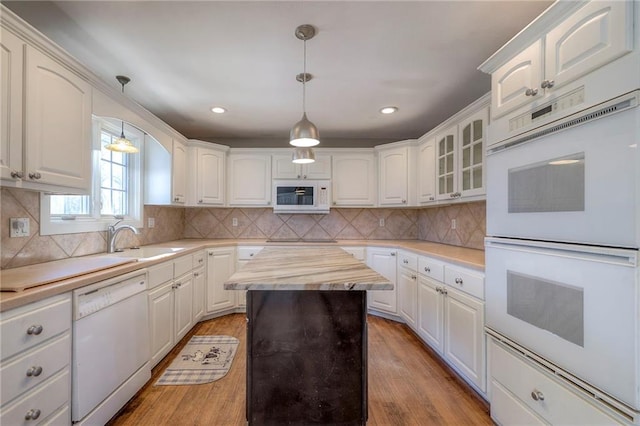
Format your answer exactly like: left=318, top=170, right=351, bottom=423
left=290, top=24, right=319, bottom=156
left=292, top=147, right=316, bottom=164
left=105, top=75, right=139, bottom=154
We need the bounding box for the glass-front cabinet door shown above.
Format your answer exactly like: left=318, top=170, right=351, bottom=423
left=458, top=107, right=487, bottom=198
left=436, top=126, right=457, bottom=200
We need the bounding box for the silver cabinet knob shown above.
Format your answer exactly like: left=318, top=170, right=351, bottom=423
left=209, top=251, right=214, bottom=256
left=390, top=252, right=396, bottom=257
left=531, top=390, right=545, bottom=401
left=25, top=409, right=41, bottom=421
left=411, top=275, right=417, bottom=280
left=26, top=366, right=43, bottom=377
left=333, top=201, right=337, bottom=205
left=525, top=88, right=539, bottom=96
left=428, top=196, right=434, bottom=201
left=424, top=267, right=431, bottom=273
left=193, top=272, right=199, bottom=277
left=401, top=199, right=407, bottom=204
left=541, top=79, right=555, bottom=89
left=403, top=259, right=408, bottom=264
left=249, top=253, right=254, bottom=257
left=198, top=258, right=203, bottom=263
left=436, top=286, right=442, bottom=294
left=198, top=200, right=203, bottom=204
left=28, top=172, right=42, bottom=180
left=303, top=175, right=307, bottom=179
left=297, top=175, right=301, bottom=179
left=10, top=171, right=24, bottom=179
left=26, top=325, right=43, bottom=335
left=455, top=277, right=463, bottom=285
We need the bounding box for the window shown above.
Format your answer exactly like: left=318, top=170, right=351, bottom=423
left=41, top=117, right=143, bottom=235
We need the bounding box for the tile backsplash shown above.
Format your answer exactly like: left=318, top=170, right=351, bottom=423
left=1, top=187, right=485, bottom=269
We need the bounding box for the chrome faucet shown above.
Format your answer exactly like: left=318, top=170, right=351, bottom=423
left=107, top=220, right=140, bottom=253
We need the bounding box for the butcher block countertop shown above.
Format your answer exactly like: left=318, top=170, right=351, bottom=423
left=0, top=239, right=483, bottom=312
left=224, top=247, right=393, bottom=291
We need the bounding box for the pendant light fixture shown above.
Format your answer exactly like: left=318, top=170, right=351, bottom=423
left=105, top=75, right=139, bottom=154
left=290, top=24, right=319, bottom=159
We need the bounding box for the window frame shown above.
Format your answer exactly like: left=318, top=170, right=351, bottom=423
left=40, top=117, right=144, bottom=235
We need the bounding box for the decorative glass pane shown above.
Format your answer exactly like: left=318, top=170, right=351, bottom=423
left=463, top=169, right=471, bottom=190
left=473, top=166, right=483, bottom=189
left=439, top=157, right=445, bottom=175
left=446, top=135, right=453, bottom=153
left=446, top=153, right=453, bottom=173
left=473, top=142, right=483, bottom=165
left=439, top=177, right=445, bottom=194
left=463, top=125, right=470, bottom=146
left=473, top=120, right=482, bottom=141
left=50, top=195, right=90, bottom=215
left=463, top=147, right=470, bottom=168
left=439, top=138, right=445, bottom=154
left=446, top=175, right=453, bottom=193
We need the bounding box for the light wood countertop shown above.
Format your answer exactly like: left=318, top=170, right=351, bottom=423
left=0, top=239, right=484, bottom=312
left=224, top=246, right=393, bottom=291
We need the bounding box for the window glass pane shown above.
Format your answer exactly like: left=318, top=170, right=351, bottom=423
left=473, top=166, right=483, bottom=189
left=473, top=142, right=483, bottom=165
left=439, top=177, right=445, bottom=194
left=113, top=190, right=126, bottom=216
left=446, top=153, right=453, bottom=173
left=112, top=164, right=124, bottom=190
left=101, top=189, right=113, bottom=216
left=446, top=135, right=453, bottom=153
left=111, top=150, right=124, bottom=166
left=446, top=175, right=453, bottom=193
left=463, top=147, right=470, bottom=168
left=438, top=157, right=445, bottom=175
left=463, top=169, right=471, bottom=190
left=50, top=195, right=90, bottom=215
left=473, top=120, right=483, bottom=141
left=101, top=161, right=112, bottom=188
left=463, top=125, right=470, bottom=146
left=439, top=138, right=445, bottom=154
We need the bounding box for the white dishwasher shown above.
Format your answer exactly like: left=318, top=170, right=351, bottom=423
left=72, top=270, right=150, bottom=425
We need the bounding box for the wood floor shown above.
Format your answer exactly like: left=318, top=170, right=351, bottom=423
left=108, top=314, right=491, bottom=425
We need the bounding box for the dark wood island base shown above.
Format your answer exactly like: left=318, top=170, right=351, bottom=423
left=247, top=290, right=368, bottom=426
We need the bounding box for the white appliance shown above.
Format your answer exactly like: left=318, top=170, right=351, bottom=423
left=486, top=90, right=640, bottom=248
left=485, top=237, right=639, bottom=410
left=272, top=179, right=330, bottom=214
left=72, top=270, right=150, bottom=425
left=485, top=89, right=640, bottom=420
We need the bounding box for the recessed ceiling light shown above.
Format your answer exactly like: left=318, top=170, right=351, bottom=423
left=380, top=106, right=398, bottom=114
left=211, top=106, right=227, bottom=114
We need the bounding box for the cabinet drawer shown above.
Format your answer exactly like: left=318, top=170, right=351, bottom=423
left=0, top=368, right=70, bottom=426
left=147, top=261, right=174, bottom=290
left=1, top=332, right=70, bottom=405
left=398, top=251, right=417, bottom=270
left=192, top=251, right=206, bottom=269
left=340, top=247, right=365, bottom=262
left=490, top=339, right=620, bottom=425
left=491, top=380, right=545, bottom=425
left=444, top=265, right=483, bottom=300
left=40, top=404, right=70, bottom=426
left=174, top=255, right=193, bottom=278
left=237, top=246, right=263, bottom=261
left=418, top=257, right=445, bottom=282
left=0, top=294, right=71, bottom=361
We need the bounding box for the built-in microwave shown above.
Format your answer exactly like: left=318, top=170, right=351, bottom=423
left=272, top=180, right=330, bottom=214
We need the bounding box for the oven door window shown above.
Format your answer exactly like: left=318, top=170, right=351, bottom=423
left=508, top=153, right=585, bottom=213
left=276, top=186, right=314, bottom=206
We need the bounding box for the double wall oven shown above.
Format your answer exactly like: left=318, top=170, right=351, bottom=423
left=485, top=90, right=640, bottom=419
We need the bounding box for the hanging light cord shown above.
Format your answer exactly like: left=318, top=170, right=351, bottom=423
left=302, top=38, right=307, bottom=114
left=120, top=81, right=126, bottom=137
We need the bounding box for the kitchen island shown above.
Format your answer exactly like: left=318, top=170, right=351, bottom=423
left=224, top=246, right=392, bottom=426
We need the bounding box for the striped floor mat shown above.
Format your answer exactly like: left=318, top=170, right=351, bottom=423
left=155, top=335, right=239, bottom=386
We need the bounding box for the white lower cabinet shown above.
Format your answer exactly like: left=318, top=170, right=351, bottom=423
left=147, top=253, right=201, bottom=368
left=192, top=267, right=206, bottom=323
left=206, top=248, right=236, bottom=314
left=0, top=293, right=72, bottom=425
left=397, top=251, right=418, bottom=330
left=417, top=258, right=486, bottom=393
left=489, top=337, right=622, bottom=425
left=366, top=247, right=398, bottom=315
left=236, top=246, right=264, bottom=308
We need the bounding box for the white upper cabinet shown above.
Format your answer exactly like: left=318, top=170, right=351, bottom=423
left=491, top=41, right=543, bottom=119
left=489, top=0, right=633, bottom=120
left=187, top=141, right=227, bottom=206
left=227, top=153, right=271, bottom=206
left=272, top=153, right=331, bottom=180
left=377, top=142, right=416, bottom=207
left=171, top=140, right=187, bottom=204
left=331, top=152, right=376, bottom=207
left=436, top=105, right=488, bottom=201
left=0, top=28, right=24, bottom=182
left=1, top=29, right=91, bottom=193
left=417, top=137, right=436, bottom=204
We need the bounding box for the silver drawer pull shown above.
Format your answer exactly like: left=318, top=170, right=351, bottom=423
left=25, top=409, right=41, bottom=421
left=531, top=390, right=545, bottom=401
left=250, top=253, right=254, bottom=257
left=411, top=275, right=417, bottom=280
left=26, top=325, right=43, bottom=335
left=198, top=258, right=203, bottom=263
left=454, top=277, right=463, bottom=285
left=403, top=259, right=408, bottom=264
left=26, top=366, right=43, bottom=377
left=424, top=267, right=431, bottom=273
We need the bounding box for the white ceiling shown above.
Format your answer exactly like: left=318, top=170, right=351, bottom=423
left=4, top=1, right=552, bottom=148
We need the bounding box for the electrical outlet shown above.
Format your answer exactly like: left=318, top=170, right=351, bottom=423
left=10, top=218, right=30, bottom=237
left=232, top=217, right=238, bottom=227
left=147, top=217, right=155, bottom=228
left=451, top=219, right=457, bottom=230
left=379, top=218, right=385, bottom=227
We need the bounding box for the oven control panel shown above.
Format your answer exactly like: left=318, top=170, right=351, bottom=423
left=509, top=87, right=585, bottom=133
